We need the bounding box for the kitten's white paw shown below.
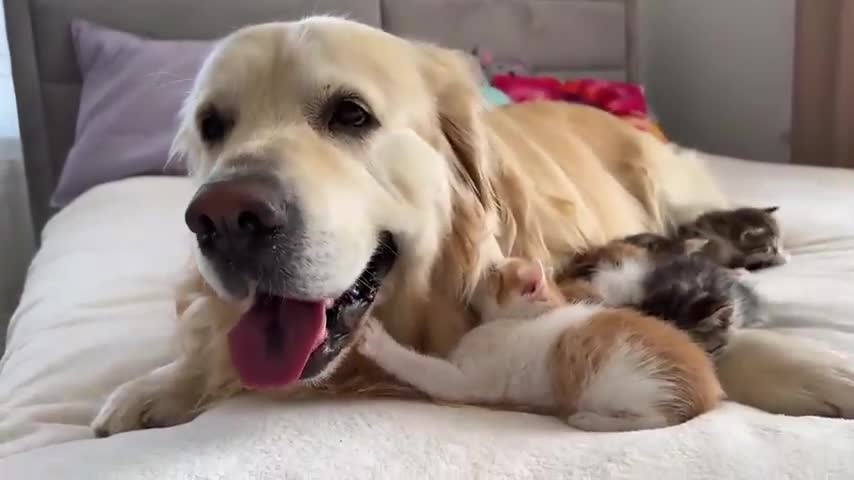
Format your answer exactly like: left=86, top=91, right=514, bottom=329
left=358, top=318, right=392, bottom=359
left=732, top=268, right=751, bottom=278
left=717, top=329, right=854, bottom=418
left=91, top=363, right=201, bottom=437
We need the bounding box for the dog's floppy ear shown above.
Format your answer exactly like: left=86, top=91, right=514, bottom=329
left=416, top=44, right=494, bottom=210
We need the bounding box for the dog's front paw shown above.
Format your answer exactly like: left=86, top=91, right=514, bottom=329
left=717, top=330, right=854, bottom=418
left=91, top=379, right=161, bottom=437
left=91, top=364, right=200, bottom=437
left=761, top=363, right=854, bottom=419
left=816, top=366, right=854, bottom=418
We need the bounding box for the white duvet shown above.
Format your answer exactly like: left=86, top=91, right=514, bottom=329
left=2, top=155, right=854, bottom=479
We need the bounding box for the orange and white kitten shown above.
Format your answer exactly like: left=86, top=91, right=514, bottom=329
left=358, top=257, right=723, bottom=432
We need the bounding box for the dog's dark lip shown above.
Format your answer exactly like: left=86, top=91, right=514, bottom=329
left=237, top=232, right=397, bottom=382
left=298, top=231, right=398, bottom=379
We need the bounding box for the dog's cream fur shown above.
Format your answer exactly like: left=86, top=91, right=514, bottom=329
left=93, top=17, right=854, bottom=436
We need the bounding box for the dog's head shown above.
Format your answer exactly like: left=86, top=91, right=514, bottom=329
left=172, top=17, right=494, bottom=388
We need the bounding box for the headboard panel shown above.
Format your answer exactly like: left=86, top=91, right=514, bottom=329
left=4, top=0, right=639, bottom=236
left=383, top=0, right=635, bottom=81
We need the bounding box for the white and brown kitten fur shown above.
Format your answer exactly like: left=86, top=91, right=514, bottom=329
left=679, top=206, right=789, bottom=270
left=357, top=258, right=722, bottom=432
left=557, top=235, right=768, bottom=354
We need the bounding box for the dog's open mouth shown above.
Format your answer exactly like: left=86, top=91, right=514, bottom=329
left=227, top=232, right=398, bottom=389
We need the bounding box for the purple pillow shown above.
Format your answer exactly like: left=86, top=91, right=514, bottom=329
left=52, top=20, right=212, bottom=207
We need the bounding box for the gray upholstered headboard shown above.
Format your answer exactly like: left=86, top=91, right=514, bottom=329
left=4, top=0, right=639, bottom=236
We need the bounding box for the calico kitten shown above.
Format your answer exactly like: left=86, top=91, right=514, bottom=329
left=556, top=233, right=708, bottom=282
left=357, top=257, right=722, bottom=432
left=679, top=206, right=789, bottom=270
left=556, top=234, right=768, bottom=354
left=588, top=252, right=768, bottom=354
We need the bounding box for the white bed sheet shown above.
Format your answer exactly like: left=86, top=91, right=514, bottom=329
left=1, top=156, right=854, bottom=479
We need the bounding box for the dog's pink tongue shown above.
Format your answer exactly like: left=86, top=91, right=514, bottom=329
left=228, top=295, right=327, bottom=389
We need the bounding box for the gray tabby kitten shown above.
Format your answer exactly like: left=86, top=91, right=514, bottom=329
left=562, top=235, right=768, bottom=355
left=679, top=206, right=789, bottom=270
left=633, top=255, right=768, bottom=354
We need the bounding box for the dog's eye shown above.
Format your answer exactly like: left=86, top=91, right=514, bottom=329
left=197, top=106, right=233, bottom=144
left=327, top=98, right=376, bottom=134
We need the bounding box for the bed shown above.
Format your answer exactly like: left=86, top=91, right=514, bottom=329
left=2, top=0, right=854, bottom=478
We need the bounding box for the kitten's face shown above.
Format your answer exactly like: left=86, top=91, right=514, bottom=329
left=690, top=207, right=786, bottom=269
left=478, top=258, right=560, bottom=321
left=639, top=259, right=738, bottom=354
left=682, top=299, right=734, bottom=354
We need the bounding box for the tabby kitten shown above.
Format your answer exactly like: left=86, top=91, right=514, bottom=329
left=558, top=236, right=768, bottom=354
left=679, top=206, right=788, bottom=270
left=631, top=255, right=767, bottom=353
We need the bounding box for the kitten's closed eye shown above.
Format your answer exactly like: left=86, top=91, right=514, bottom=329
left=741, top=227, right=767, bottom=241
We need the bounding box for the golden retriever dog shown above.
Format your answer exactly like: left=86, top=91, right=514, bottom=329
left=92, top=17, right=854, bottom=436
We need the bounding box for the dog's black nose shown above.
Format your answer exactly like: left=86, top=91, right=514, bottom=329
left=185, top=174, right=286, bottom=254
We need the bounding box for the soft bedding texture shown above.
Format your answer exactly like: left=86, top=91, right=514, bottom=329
left=2, top=154, right=854, bottom=478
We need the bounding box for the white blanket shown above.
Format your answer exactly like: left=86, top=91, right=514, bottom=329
left=2, top=155, right=854, bottom=479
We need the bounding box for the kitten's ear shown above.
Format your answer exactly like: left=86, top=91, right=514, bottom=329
left=763, top=206, right=779, bottom=214
left=683, top=238, right=710, bottom=254
left=710, top=304, right=735, bottom=328
left=517, top=260, right=548, bottom=301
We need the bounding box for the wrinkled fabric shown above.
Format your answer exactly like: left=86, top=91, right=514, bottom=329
left=3, top=154, right=854, bottom=477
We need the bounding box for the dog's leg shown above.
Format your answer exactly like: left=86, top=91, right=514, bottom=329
left=92, top=281, right=243, bottom=437
left=91, top=359, right=208, bottom=437
left=91, top=268, right=246, bottom=437
left=716, top=329, right=854, bottom=418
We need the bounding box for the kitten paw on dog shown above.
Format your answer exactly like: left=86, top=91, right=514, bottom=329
left=358, top=318, right=395, bottom=358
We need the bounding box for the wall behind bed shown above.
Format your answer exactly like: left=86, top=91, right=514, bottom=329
left=640, top=0, right=795, bottom=164
left=0, top=5, right=18, bottom=137
left=8, top=0, right=638, bottom=236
